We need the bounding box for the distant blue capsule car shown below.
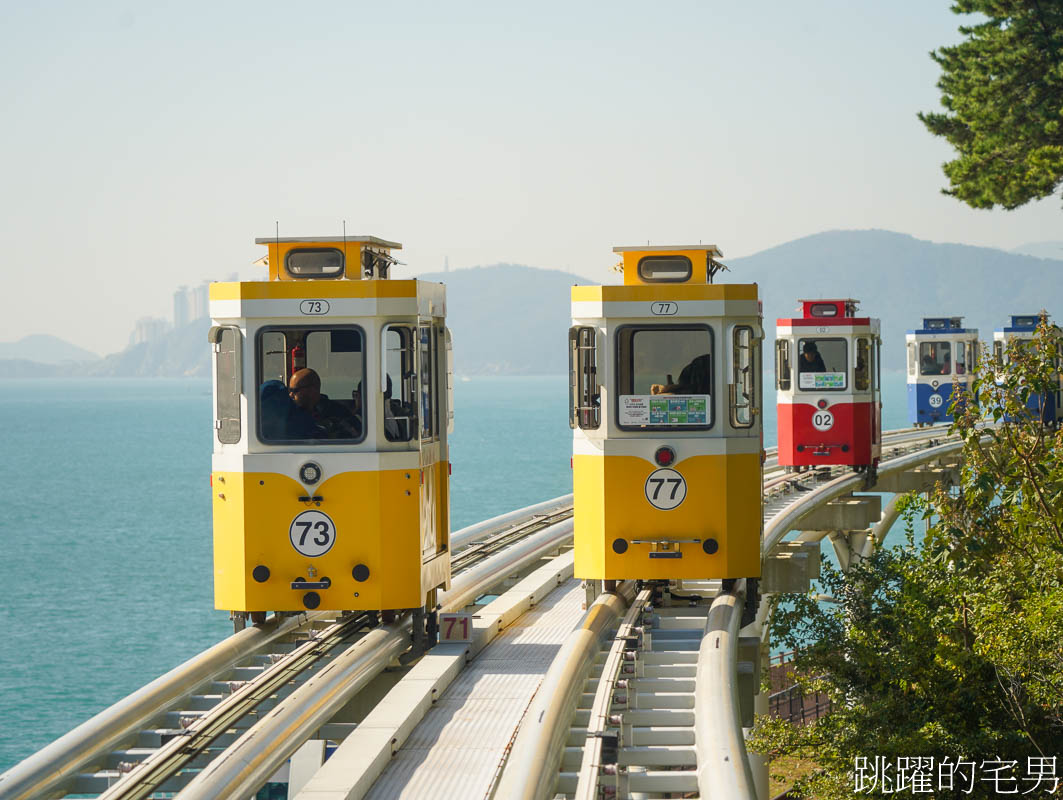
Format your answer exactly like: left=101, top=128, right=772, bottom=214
left=905, top=317, right=978, bottom=426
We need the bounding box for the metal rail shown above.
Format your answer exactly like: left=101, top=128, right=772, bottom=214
left=1, top=426, right=963, bottom=800
left=0, top=498, right=579, bottom=800
left=174, top=518, right=577, bottom=800
left=696, top=582, right=757, bottom=798
left=493, top=583, right=637, bottom=800
left=0, top=612, right=314, bottom=800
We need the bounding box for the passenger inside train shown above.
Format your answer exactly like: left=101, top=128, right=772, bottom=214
left=919, top=341, right=952, bottom=375
left=798, top=340, right=826, bottom=373
left=258, top=328, right=364, bottom=442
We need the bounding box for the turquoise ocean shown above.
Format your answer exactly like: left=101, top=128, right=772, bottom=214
left=0, top=375, right=911, bottom=772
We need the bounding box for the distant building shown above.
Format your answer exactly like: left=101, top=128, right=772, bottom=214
left=174, top=286, right=191, bottom=328
left=190, top=283, right=210, bottom=321
left=130, top=317, right=169, bottom=346
left=173, top=282, right=214, bottom=327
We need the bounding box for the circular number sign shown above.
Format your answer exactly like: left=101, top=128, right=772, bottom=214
left=289, top=510, right=337, bottom=557
left=811, top=409, right=834, bottom=431
left=928, top=393, right=943, bottom=408
left=645, top=468, right=687, bottom=511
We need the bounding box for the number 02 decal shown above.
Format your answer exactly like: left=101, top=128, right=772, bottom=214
left=811, top=409, right=834, bottom=431
left=289, top=510, right=337, bottom=557
left=645, top=468, right=687, bottom=510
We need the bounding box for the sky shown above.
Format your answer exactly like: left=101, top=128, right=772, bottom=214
left=1, top=0, right=1060, bottom=356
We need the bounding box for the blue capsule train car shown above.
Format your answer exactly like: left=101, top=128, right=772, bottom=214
left=905, top=317, right=978, bottom=426
left=993, top=314, right=1059, bottom=424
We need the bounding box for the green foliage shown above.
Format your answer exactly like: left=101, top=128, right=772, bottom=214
left=752, top=317, right=1063, bottom=799
left=919, top=1, right=1063, bottom=209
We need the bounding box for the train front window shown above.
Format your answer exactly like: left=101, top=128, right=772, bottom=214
left=383, top=325, right=418, bottom=442
left=285, top=248, right=344, bottom=278
left=256, top=326, right=365, bottom=443
left=796, top=338, right=847, bottom=391
left=616, top=326, right=713, bottom=431
left=637, top=256, right=692, bottom=283
left=919, top=341, right=951, bottom=376
left=955, top=341, right=967, bottom=375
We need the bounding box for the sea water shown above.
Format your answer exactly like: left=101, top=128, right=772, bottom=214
left=0, top=374, right=912, bottom=772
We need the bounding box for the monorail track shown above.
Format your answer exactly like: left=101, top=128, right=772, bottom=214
left=0, top=426, right=965, bottom=800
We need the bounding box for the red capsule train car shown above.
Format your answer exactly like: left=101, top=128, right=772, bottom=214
left=775, top=299, right=881, bottom=474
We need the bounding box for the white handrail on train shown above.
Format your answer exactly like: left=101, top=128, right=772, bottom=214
left=175, top=518, right=576, bottom=800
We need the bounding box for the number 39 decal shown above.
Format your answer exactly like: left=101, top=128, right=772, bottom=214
left=289, top=510, right=337, bottom=557
left=645, top=468, right=687, bottom=510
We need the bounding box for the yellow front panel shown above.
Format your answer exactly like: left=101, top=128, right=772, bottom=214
left=213, top=467, right=434, bottom=611
left=573, top=453, right=762, bottom=580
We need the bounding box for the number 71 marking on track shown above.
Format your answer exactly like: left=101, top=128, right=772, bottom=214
left=439, top=612, right=473, bottom=642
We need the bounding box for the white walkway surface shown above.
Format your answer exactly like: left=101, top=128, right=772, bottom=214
left=365, top=578, right=585, bottom=800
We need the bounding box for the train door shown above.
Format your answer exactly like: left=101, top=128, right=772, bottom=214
left=416, top=320, right=449, bottom=563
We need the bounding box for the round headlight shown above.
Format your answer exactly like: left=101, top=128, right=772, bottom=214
left=299, top=462, right=323, bottom=485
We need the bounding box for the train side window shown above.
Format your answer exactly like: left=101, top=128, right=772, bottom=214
left=855, top=338, right=870, bottom=391
left=730, top=326, right=756, bottom=428
left=796, top=338, right=847, bottom=391
left=615, top=325, right=713, bottom=431
left=256, top=326, right=365, bottom=443
left=210, top=326, right=242, bottom=445
left=907, top=342, right=917, bottom=376
left=383, top=325, right=418, bottom=442
left=993, top=340, right=1004, bottom=365
left=569, top=326, right=600, bottom=429
left=919, top=341, right=951, bottom=376
left=775, top=340, right=791, bottom=391
left=419, top=324, right=436, bottom=440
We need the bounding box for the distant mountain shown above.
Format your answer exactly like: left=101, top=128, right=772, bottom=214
left=7, top=230, right=1061, bottom=379
left=731, top=229, right=1063, bottom=372
left=1011, top=241, right=1063, bottom=260
left=0, top=334, right=99, bottom=364
left=82, top=319, right=211, bottom=378
left=415, top=264, right=594, bottom=375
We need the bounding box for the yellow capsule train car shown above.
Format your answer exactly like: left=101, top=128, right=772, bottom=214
left=208, top=235, right=452, bottom=632
left=570, top=244, right=763, bottom=587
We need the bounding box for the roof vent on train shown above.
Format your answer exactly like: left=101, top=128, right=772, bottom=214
left=612, top=244, right=726, bottom=286
left=252, top=235, right=403, bottom=282
left=797, top=299, right=859, bottom=319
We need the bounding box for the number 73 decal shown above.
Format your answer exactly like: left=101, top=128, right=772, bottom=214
left=645, top=468, right=687, bottom=510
